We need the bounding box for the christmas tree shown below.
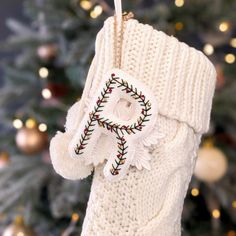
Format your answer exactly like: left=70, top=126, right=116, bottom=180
left=0, top=0, right=236, bottom=235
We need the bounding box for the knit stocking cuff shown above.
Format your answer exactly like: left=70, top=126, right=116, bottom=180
left=88, top=17, right=216, bottom=134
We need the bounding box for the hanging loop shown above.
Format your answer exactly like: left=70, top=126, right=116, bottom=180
left=114, top=0, right=122, bottom=22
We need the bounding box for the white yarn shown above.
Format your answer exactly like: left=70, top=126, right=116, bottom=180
left=114, top=0, right=122, bottom=21
left=50, top=16, right=216, bottom=235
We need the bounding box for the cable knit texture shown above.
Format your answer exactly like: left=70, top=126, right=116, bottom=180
left=50, top=16, right=216, bottom=236
left=80, top=17, right=216, bottom=236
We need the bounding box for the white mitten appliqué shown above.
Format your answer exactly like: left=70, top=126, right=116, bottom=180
left=50, top=101, right=93, bottom=180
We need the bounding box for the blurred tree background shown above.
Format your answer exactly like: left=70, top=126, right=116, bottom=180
left=0, top=0, right=236, bottom=235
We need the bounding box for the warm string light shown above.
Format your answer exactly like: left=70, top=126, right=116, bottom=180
left=175, top=22, right=184, bottom=31
left=13, top=118, right=48, bottom=132
left=212, top=209, right=221, bottom=219
left=38, top=67, right=49, bottom=79
left=219, top=21, right=230, bottom=32
left=191, top=188, right=199, bottom=197
left=232, top=200, right=236, bottom=209
left=90, top=5, right=103, bottom=18
left=42, top=88, right=52, bottom=99
left=71, top=213, right=80, bottom=222
left=13, top=119, right=23, bottom=129
left=203, top=44, right=214, bottom=56
left=38, top=123, right=47, bottom=132
left=230, top=38, right=236, bottom=48
left=175, top=0, right=184, bottom=7
left=80, top=0, right=92, bottom=10
left=25, top=118, right=37, bottom=129
left=225, top=54, right=235, bottom=64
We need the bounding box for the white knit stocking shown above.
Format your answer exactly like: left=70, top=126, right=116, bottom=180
left=50, top=16, right=216, bottom=236
left=81, top=116, right=200, bottom=236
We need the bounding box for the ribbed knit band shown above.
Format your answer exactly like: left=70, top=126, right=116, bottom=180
left=89, top=17, right=216, bottom=134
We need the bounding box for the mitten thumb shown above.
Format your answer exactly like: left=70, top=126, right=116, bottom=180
left=50, top=131, right=93, bottom=180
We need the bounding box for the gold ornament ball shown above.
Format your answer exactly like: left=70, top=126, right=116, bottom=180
left=3, top=216, right=36, bottom=236
left=37, top=44, right=57, bottom=60
left=194, top=145, right=228, bottom=183
left=16, top=127, right=48, bottom=155
left=0, top=151, right=10, bottom=169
